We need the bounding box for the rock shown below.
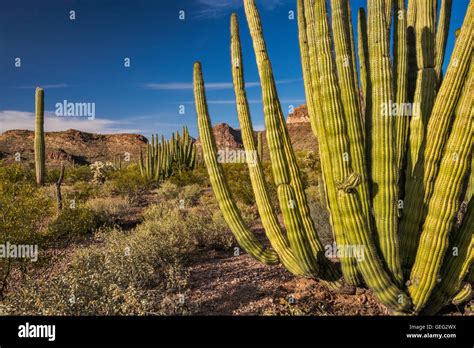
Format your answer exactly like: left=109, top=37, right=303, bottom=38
left=0, top=129, right=147, bottom=165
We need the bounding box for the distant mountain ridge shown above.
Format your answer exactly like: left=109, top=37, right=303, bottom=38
left=0, top=129, right=147, bottom=165
left=0, top=105, right=315, bottom=165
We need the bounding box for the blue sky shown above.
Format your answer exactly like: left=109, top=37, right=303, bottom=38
left=0, top=0, right=469, bottom=139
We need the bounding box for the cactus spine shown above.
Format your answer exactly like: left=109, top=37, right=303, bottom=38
left=34, top=87, right=45, bottom=185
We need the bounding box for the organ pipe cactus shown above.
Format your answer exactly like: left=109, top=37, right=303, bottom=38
left=194, top=0, right=473, bottom=314
left=140, top=127, right=196, bottom=181
left=257, top=131, right=263, bottom=160
left=34, top=87, right=45, bottom=185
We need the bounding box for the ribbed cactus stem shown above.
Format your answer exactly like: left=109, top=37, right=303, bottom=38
left=357, top=8, right=369, bottom=112
left=367, top=0, right=403, bottom=284
left=406, top=1, right=417, bottom=103
left=435, top=0, right=453, bottom=85
left=257, top=131, right=263, bottom=161
left=244, top=0, right=333, bottom=276
left=393, top=0, right=409, bottom=184
left=330, top=0, right=371, bottom=232
left=194, top=61, right=279, bottom=265
left=408, top=56, right=473, bottom=311
left=305, top=0, right=409, bottom=310
left=302, top=0, right=361, bottom=285
left=231, top=13, right=306, bottom=277
left=406, top=0, right=437, bottom=177
left=423, top=200, right=473, bottom=314
left=452, top=283, right=472, bottom=305
left=139, top=148, right=144, bottom=176
left=400, top=2, right=473, bottom=274
left=34, top=87, right=46, bottom=185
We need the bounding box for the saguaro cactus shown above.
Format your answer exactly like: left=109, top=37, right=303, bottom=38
left=34, top=87, right=46, bottom=186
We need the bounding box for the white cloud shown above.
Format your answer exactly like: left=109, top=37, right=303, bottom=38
left=142, top=81, right=258, bottom=91
left=142, top=78, right=300, bottom=91
left=180, top=98, right=305, bottom=105
left=14, top=84, right=69, bottom=89
left=0, top=110, right=140, bottom=134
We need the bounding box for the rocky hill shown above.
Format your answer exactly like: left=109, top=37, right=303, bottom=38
left=0, top=129, right=147, bottom=165
left=0, top=104, right=315, bottom=166
left=195, top=104, right=317, bottom=159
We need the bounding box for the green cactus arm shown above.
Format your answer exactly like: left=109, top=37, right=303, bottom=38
left=399, top=2, right=473, bottom=273
left=336, top=173, right=411, bottom=311
left=345, top=0, right=360, bottom=103
left=408, top=60, right=473, bottom=312
left=367, top=0, right=403, bottom=284
left=452, top=283, right=472, bottom=305
left=154, top=140, right=161, bottom=181
left=357, top=8, right=369, bottom=111
left=393, top=0, right=409, bottom=179
left=139, top=148, right=144, bottom=176
left=308, top=0, right=411, bottom=309
left=423, top=200, right=473, bottom=314
left=406, top=0, right=437, bottom=177
left=407, top=0, right=416, bottom=25
left=465, top=154, right=474, bottom=202
left=244, top=0, right=338, bottom=278
left=193, top=61, right=279, bottom=265
left=435, top=0, right=453, bottom=85
left=34, top=87, right=46, bottom=185
left=385, top=0, right=393, bottom=29
left=256, top=132, right=263, bottom=161
left=330, top=0, right=371, bottom=226
left=230, top=13, right=306, bottom=276
left=406, top=1, right=418, bottom=103
left=303, top=0, right=361, bottom=285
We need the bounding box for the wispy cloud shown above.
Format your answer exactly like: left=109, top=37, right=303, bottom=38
left=179, top=98, right=305, bottom=105
left=142, top=78, right=300, bottom=91
left=194, top=0, right=286, bottom=19
left=0, top=110, right=139, bottom=134
left=13, top=83, right=69, bottom=89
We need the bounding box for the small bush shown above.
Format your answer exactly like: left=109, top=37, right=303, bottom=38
left=169, top=167, right=209, bottom=187
left=103, top=165, right=151, bottom=205
left=305, top=185, right=333, bottom=246
left=85, top=196, right=130, bottom=225
left=47, top=207, right=100, bottom=238
left=65, top=165, right=93, bottom=183
left=70, top=181, right=100, bottom=202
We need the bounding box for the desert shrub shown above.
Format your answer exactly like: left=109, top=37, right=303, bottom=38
left=65, top=164, right=93, bottom=183
left=222, top=163, right=256, bottom=205
left=47, top=207, right=100, bottom=238
left=85, top=196, right=130, bottom=225
left=305, top=185, right=333, bottom=246
left=70, top=181, right=100, bottom=202
left=0, top=164, right=54, bottom=244
left=155, top=182, right=202, bottom=208
left=0, top=225, right=190, bottom=315
left=103, top=164, right=151, bottom=204
left=168, top=166, right=209, bottom=187
left=0, top=163, right=54, bottom=298
left=141, top=201, right=233, bottom=251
